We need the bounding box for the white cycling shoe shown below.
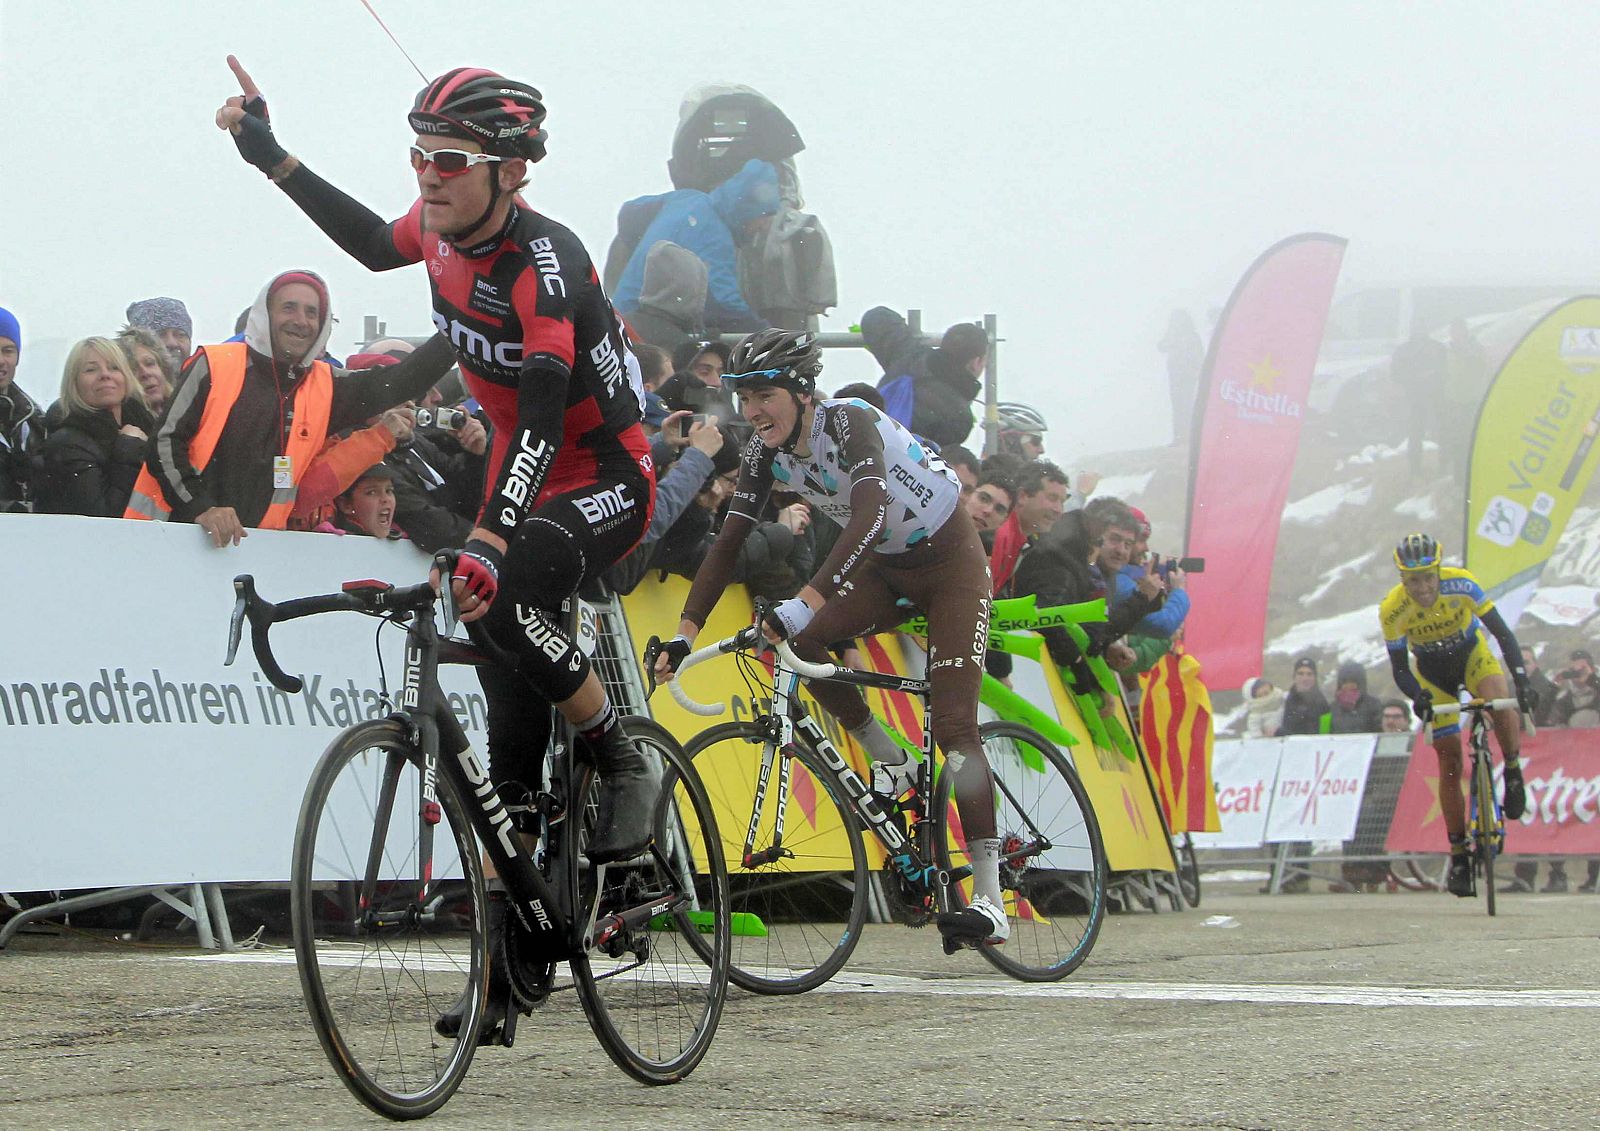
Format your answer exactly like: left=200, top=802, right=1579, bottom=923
left=936, top=894, right=1010, bottom=945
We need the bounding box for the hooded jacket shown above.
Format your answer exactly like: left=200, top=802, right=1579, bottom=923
left=37, top=396, right=157, bottom=516
left=624, top=241, right=709, bottom=352
left=860, top=307, right=980, bottom=448
left=137, top=272, right=458, bottom=526
left=1327, top=660, right=1384, bottom=733
left=611, top=159, right=779, bottom=331
left=0, top=382, right=45, bottom=511
left=1242, top=678, right=1286, bottom=738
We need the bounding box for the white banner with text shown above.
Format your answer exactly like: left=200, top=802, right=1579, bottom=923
left=0, top=514, right=487, bottom=890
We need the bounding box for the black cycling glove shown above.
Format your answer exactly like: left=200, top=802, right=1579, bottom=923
left=231, top=94, right=289, bottom=176
left=1411, top=692, right=1434, bottom=725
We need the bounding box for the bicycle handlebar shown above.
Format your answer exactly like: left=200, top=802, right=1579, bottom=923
left=1430, top=698, right=1521, bottom=716
left=225, top=552, right=474, bottom=694
left=662, top=626, right=839, bottom=715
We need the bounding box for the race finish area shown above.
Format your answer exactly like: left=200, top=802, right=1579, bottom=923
left=2, top=885, right=1594, bottom=1130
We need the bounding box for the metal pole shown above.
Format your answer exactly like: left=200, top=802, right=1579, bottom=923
left=982, top=313, right=999, bottom=458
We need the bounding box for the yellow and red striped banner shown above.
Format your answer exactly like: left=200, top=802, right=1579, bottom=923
left=1138, top=651, right=1220, bottom=834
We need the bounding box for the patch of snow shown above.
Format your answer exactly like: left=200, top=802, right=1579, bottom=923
left=1282, top=480, right=1374, bottom=524
left=1092, top=470, right=1154, bottom=503
left=1394, top=494, right=1438, bottom=522
left=1266, top=607, right=1388, bottom=669
left=1337, top=442, right=1405, bottom=469
left=1300, top=550, right=1377, bottom=607
left=1212, top=700, right=1248, bottom=737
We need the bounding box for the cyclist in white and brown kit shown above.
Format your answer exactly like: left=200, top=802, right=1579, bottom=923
left=654, top=329, right=1011, bottom=945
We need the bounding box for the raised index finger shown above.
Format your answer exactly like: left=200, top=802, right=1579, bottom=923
left=227, top=55, right=261, bottom=100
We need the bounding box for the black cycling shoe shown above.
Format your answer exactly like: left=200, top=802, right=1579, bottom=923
left=1502, top=766, right=1527, bottom=821
left=588, top=765, right=660, bottom=863
left=436, top=894, right=517, bottom=1047
left=1446, top=854, right=1474, bottom=898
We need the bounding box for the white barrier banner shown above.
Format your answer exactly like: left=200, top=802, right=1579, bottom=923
left=0, top=515, right=489, bottom=890
left=1190, top=738, right=1281, bottom=849
left=1262, top=734, right=1377, bottom=843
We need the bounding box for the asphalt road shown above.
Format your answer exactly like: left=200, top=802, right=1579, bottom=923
left=2, top=882, right=1596, bottom=1130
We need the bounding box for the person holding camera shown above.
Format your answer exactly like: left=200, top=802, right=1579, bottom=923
left=1552, top=649, right=1600, bottom=728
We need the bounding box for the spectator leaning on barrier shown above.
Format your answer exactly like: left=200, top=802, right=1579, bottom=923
left=963, top=470, right=1015, bottom=534
left=125, top=268, right=456, bottom=546
left=36, top=337, right=156, bottom=518
left=1380, top=699, right=1413, bottom=733
left=603, top=414, right=727, bottom=595
left=0, top=305, right=46, bottom=512
left=125, top=296, right=194, bottom=368
left=1551, top=649, right=1600, bottom=727
left=1325, top=660, right=1384, bottom=733
left=116, top=327, right=176, bottom=417
left=990, top=459, right=1071, bottom=593
left=1280, top=656, right=1329, bottom=736
left=1243, top=677, right=1286, bottom=738
left=288, top=400, right=414, bottom=532
left=320, top=462, right=402, bottom=540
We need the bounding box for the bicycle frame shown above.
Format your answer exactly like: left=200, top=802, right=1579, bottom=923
left=228, top=574, right=682, bottom=962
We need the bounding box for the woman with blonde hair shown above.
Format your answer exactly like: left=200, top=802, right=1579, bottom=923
left=117, top=325, right=176, bottom=415
left=36, top=336, right=155, bottom=516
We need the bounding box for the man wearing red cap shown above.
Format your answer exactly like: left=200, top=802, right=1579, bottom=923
left=127, top=268, right=456, bottom=543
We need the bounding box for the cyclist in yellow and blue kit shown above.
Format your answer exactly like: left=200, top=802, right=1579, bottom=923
left=1379, top=533, right=1534, bottom=897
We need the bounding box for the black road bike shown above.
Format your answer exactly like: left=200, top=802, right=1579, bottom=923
left=1433, top=697, right=1522, bottom=918
left=226, top=557, right=730, bottom=1119
left=652, top=611, right=1107, bottom=994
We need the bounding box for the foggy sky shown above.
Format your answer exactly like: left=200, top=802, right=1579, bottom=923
left=4, top=0, right=1598, bottom=460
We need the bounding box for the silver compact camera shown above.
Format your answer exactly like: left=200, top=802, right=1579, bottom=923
left=415, top=407, right=469, bottom=430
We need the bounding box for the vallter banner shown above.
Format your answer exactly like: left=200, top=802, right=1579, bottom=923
left=1465, top=295, right=1600, bottom=629
left=1183, top=233, right=1347, bottom=690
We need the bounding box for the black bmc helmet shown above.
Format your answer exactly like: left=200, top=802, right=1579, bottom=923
left=1394, top=532, right=1442, bottom=573
left=723, top=329, right=822, bottom=397
left=409, top=68, right=549, bottom=162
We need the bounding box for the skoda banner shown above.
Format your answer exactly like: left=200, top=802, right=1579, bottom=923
left=1465, top=295, right=1600, bottom=627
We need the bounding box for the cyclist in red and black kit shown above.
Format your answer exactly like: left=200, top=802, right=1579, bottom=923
left=216, top=62, right=658, bottom=870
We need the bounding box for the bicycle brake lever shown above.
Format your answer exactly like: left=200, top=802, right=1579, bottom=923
left=643, top=635, right=662, bottom=697
left=434, top=551, right=459, bottom=636
left=225, top=585, right=248, bottom=666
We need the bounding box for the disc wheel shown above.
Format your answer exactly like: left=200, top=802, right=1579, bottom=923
left=291, top=720, right=486, bottom=1120
left=683, top=720, right=869, bottom=994
left=571, top=717, right=730, bottom=1083
left=936, top=721, right=1107, bottom=982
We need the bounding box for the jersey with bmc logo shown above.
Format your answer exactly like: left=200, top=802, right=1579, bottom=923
left=730, top=398, right=960, bottom=555
left=1379, top=566, right=1496, bottom=660
left=389, top=199, right=648, bottom=543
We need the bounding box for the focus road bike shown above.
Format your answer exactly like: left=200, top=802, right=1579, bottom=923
left=1432, top=697, right=1522, bottom=918
left=651, top=609, right=1108, bottom=994
left=225, top=556, right=730, bottom=1119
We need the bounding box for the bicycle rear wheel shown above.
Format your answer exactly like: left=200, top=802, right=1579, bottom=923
left=683, top=720, right=869, bottom=994
left=571, top=717, right=730, bottom=1084
left=936, top=721, right=1107, bottom=982
left=291, top=719, right=486, bottom=1119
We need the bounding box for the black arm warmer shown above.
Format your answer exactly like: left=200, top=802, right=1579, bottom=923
left=276, top=164, right=413, bottom=271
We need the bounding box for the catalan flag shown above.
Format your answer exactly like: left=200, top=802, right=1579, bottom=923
left=1138, top=651, right=1220, bottom=834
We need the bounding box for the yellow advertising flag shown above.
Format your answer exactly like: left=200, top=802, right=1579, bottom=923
left=1466, top=296, right=1600, bottom=623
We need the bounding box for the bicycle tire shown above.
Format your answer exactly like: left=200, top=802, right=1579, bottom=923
left=1388, top=858, right=1440, bottom=891
left=682, top=720, right=869, bottom=995
left=571, top=717, right=731, bottom=1084
left=291, top=719, right=486, bottom=1119
left=1475, top=742, right=1498, bottom=918
left=935, top=721, right=1107, bottom=982
left=1176, top=834, right=1202, bottom=909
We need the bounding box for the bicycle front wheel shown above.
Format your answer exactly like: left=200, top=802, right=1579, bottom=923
left=290, top=719, right=486, bottom=1120
left=936, top=721, right=1107, bottom=982
left=684, top=720, right=869, bottom=994
left=571, top=717, right=730, bottom=1084
left=1474, top=745, right=1498, bottom=917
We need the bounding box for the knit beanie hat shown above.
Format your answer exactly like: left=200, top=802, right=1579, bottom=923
left=125, top=296, right=193, bottom=337
left=268, top=272, right=331, bottom=328
left=0, top=305, right=19, bottom=348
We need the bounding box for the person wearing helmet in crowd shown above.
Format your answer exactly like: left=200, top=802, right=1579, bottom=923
left=1379, top=532, right=1534, bottom=899
left=995, top=401, right=1100, bottom=507
left=653, top=329, right=1013, bottom=948
left=217, top=58, right=659, bottom=1041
